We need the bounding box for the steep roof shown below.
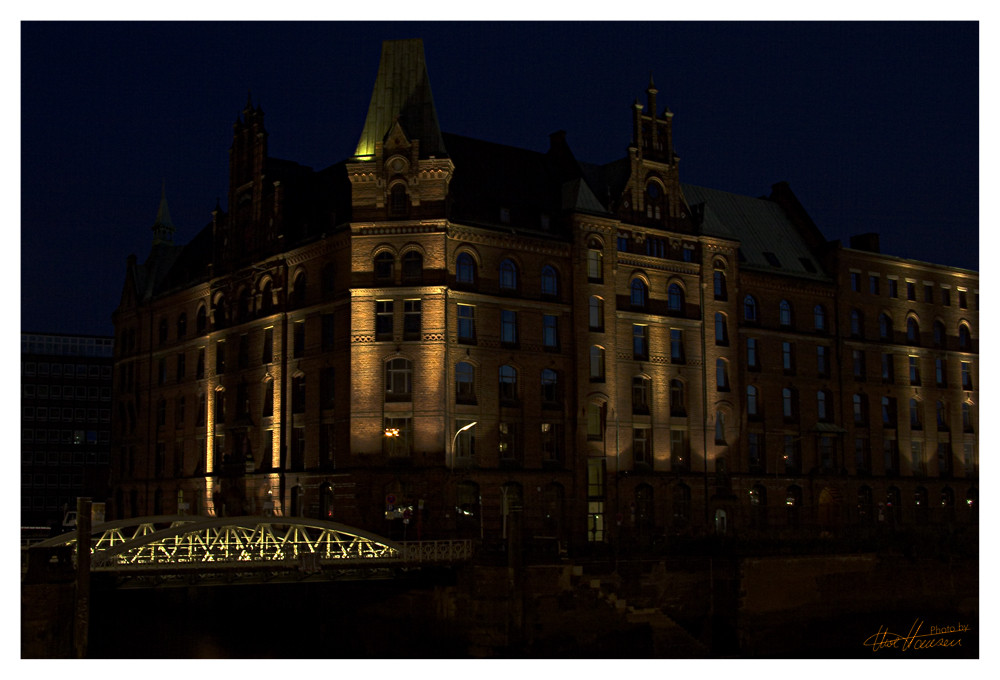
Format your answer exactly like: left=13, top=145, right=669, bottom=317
left=682, top=183, right=829, bottom=280
left=355, top=39, right=447, bottom=159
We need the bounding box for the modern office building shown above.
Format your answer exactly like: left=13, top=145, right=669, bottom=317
left=110, top=39, right=977, bottom=550
left=22, top=333, right=114, bottom=533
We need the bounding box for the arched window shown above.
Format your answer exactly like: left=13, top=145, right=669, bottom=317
left=670, top=379, right=685, bottom=416
left=879, top=313, right=892, bottom=340
left=850, top=309, right=863, bottom=338
left=632, top=375, right=650, bottom=414
left=374, top=252, right=394, bottom=281
left=384, top=358, right=412, bottom=401
left=813, top=305, right=826, bottom=332
left=176, top=312, right=187, bottom=338
left=499, top=258, right=518, bottom=291
left=499, top=364, right=518, bottom=403
left=589, top=346, right=605, bottom=382
left=292, top=272, right=306, bottom=306
left=588, top=296, right=604, bottom=331
left=645, top=181, right=664, bottom=220
left=715, top=312, right=729, bottom=345
left=587, top=240, right=603, bottom=281
left=456, top=252, right=476, bottom=285
left=716, top=358, right=730, bottom=391
left=747, top=385, right=760, bottom=418
left=779, top=300, right=793, bottom=327
left=455, top=361, right=475, bottom=404
left=668, top=283, right=684, bottom=312
left=541, top=265, right=558, bottom=296
left=744, top=295, right=758, bottom=322
left=260, top=280, right=273, bottom=315
left=196, top=305, right=207, bottom=333
left=715, top=411, right=727, bottom=445
left=713, top=265, right=727, bottom=301
left=631, top=278, right=648, bottom=308
left=906, top=317, right=920, bottom=345
left=389, top=183, right=407, bottom=215
left=401, top=250, right=423, bottom=283
left=817, top=390, right=832, bottom=422
left=958, top=324, right=971, bottom=351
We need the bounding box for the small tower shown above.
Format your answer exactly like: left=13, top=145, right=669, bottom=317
left=151, top=181, right=175, bottom=245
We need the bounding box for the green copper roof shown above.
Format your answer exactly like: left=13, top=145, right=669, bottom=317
left=354, top=39, right=447, bottom=158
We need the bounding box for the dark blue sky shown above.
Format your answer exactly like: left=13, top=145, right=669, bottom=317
left=21, top=21, right=979, bottom=337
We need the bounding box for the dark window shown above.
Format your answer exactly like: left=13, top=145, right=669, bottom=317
left=879, top=313, right=892, bottom=340
left=747, top=338, right=759, bottom=370
left=670, top=329, right=685, bottom=364
left=385, top=358, right=412, bottom=401
left=374, top=252, right=394, bottom=281
left=389, top=184, right=407, bottom=215
left=321, top=315, right=334, bottom=351
left=587, top=243, right=603, bottom=282
left=541, top=265, right=558, bottom=297
left=403, top=300, right=421, bottom=341
left=633, top=324, right=648, bottom=360
left=747, top=385, right=760, bottom=419
left=589, top=346, right=605, bottom=382
left=293, top=322, right=305, bottom=358
left=456, top=253, right=476, bottom=285
left=631, top=279, right=648, bottom=309
left=888, top=279, right=898, bottom=298
left=589, top=296, right=604, bottom=331
left=715, top=313, right=728, bottom=346
left=499, top=259, right=518, bottom=291
left=291, top=376, right=305, bottom=414
left=177, top=313, right=187, bottom=338
left=457, top=304, right=475, bottom=343
left=817, top=345, right=830, bottom=377
left=959, top=324, right=971, bottom=351
left=499, top=365, right=518, bottom=404
left=262, top=327, right=273, bottom=364
left=881, top=353, right=894, bottom=383
left=850, top=272, right=861, bottom=291
left=744, top=295, right=758, bottom=322
left=455, top=362, right=476, bottom=404
left=869, top=275, right=880, bottom=295
left=716, top=358, right=730, bottom=391
left=501, top=310, right=518, bottom=346
left=322, top=263, right=336, bottom=296
left=543, top=314, right=559, bottom=350
left=779, top=300, right=792, bottom=327
left=667, top=283, right=683, bottom=312
left=376, top=300, right=394, bottom=340
left=320, top=368, right=335, bottom=411
left=850, top=309, right=863, bottom=338
left=713, top=269, right=727, bottom=300
left=541, top=368, right=560, bottom=406
left=632, top=376, right=650, bottom=415
left=401, top=251, right=422, bottom=283
left=215, top=340, right=225, bottom=375
left=906, top=318, right=920, bottom=345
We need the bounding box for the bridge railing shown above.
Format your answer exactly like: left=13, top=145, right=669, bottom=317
left=397, top=540, right=474, bottom=563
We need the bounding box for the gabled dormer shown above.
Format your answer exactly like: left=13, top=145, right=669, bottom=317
left=616, top=77, right=694, bottom=233
left=347, top=39, right=453, bottom=221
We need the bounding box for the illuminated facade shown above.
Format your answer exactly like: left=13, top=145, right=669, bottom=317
left=111, top=39, right=978, bottom=549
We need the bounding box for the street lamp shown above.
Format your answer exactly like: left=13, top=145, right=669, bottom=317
left=450, top=421, right=477, bottom=470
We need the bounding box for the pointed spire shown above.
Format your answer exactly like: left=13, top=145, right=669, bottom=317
left=152, top=181, right=175, bottom=245
left=355, top=39, right=447, bottom=159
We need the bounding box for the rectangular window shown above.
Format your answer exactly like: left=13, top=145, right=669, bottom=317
left=670, top=430, right=689, bottom=471
left=176, top=352, right=186, bottom=382
left=869, top=275, right=879, bottom=295
left=543, top=314, right=558, bottom=350
left=881, top=353, right=895, bottom=384
left=783, top=435, right=800, bottom=474
left=937, top=442, right=952, bottom=477
left=855, top=438, right=871, bottom=474
left=909, top=355, right=921, bottom=386
left=455, top=420, right=476, bottom=460
left=540, top=423, right=562, bottom=464
left=852, top=349, right=865, bottom=380
left=617, top=233, right=629, bottom=252
left=383, top=417, right=412, bottom=458
left=884, top=438, right=899, bottom=475
left=850, top=272, right=861, bottom=292
left=457, top=304, right=476, bottom=343
left=321, top=367, right=335, bottom=410
left=963, top=442, right=976, bottom=477
left=782, top=341, right=794, bottom=374
left=907, top=281, right=916, bottom=301
left=958, top=289, right=968, bottom=309
left=215, top=340, right=225, bottom=375
left=157, top=357, right=166, bottom=386
left=670, top=329, right=685, bottom=363
left=888, top=278, right=898, bottom=298
left=403, top=299, right=421, bottom=341
left=633, top=324, right=648, bottom=360
left=293, top=321, right=305, bottom=358
left=961, top=361, right=973, bottom=390
left=375, top=300, right=393, bottom=340
left=817, top=345, right=829, bottom=377
left=935, top=358, right=947, bottom=387
left=748, top=433, right=763, bottom=472
left=924, top=284, right=934, bottom=303
left=498, top=422, right=519, bottom=463
left=819, top=436, right=834, bottom=471
left=941, top=287, right=951, bottom=306
left=911, top=441, right=926, bottom=476
left=747, top=338, right=759, bottom=370
left=262, top=327, right=274, bottom=364
left=633, top=426, right=650, bottom=466
left=238, top=333, right=249, bottom=368
left=501, top=310, right=518, bottom=346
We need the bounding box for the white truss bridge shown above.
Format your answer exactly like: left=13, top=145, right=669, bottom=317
left=31, top=515, right=473, bottom=585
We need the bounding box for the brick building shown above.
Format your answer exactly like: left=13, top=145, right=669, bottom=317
left=110, top=39, right=977, bottom=550
left=22, top=333, right=114, bottom=533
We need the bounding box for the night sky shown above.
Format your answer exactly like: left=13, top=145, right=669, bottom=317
left=20, top=21, right=979, bottom=338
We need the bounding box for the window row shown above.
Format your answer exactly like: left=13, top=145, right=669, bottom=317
left=743, top=296, right=828, bottom=332
left=21, top=362, right=110, bottom=378
left=849, top=271, right=973, bottom=310
left=850, top=312, right=974, bottom=350
left=455, top=252, right=560, bottom=297
left=454, top=304, right=560, bottom=349
left=23, top=385, right=112, bottom=401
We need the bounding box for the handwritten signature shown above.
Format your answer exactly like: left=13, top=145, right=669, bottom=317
left=863, top=620, right=970, bottom=652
